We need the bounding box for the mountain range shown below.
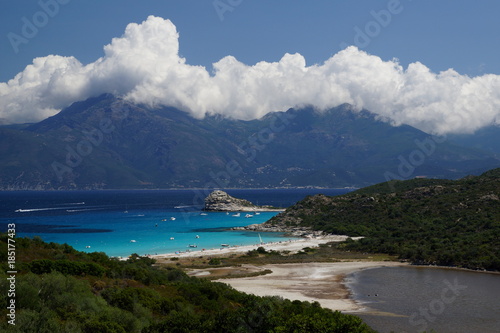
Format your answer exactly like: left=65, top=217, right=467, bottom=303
left=1, top=94, right=499, bottom=190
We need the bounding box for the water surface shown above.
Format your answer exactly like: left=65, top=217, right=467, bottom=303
left=347, top=266, right=500, bottom=333
left=0, top=188, right=350, bottom=257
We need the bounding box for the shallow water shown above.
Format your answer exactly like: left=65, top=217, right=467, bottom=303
left=1, top=188, right=350, bottom=257
left=346, top=266, right=500, bottom=333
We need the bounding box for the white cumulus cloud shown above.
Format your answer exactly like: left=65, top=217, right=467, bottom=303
left=1, top=15, right=500, bottom=134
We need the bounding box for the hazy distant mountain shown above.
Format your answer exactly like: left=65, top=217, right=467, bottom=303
left=1, top=94, right=499, bottom=190
left=448, top=125, right=500, bottom=155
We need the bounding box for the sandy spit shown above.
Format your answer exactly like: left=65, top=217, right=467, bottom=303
left=149, top=234, right=406, bottom=312
left=221, top=261, right=406, bottom=312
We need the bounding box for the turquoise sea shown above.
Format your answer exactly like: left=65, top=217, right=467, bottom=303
left=0, top=188, right=350, bottom=257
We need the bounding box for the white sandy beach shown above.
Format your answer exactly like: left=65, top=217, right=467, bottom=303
left=151, top=235, right=406, bottom=312
left=221, top=261, right=406, bottom=312
left=151, top=234, right=359, bottom=259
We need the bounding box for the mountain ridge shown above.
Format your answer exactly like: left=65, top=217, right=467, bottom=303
left=1, top=94, right=499, bottom=190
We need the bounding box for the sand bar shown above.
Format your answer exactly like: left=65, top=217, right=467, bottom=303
left=150, top=234, right=406, bottom=312
left=221, top=261, right=406, bottom=312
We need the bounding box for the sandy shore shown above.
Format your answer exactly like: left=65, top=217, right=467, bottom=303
left=150, top=234, right=359, bottom=259
left=221, top=261, right=406, bottom=312
left=150, top=234, right=405, bottom=312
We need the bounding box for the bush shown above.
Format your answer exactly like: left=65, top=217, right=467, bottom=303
left=29, top=259, right=105, bottom=277
left=208, top=258, right=221, bottom=265
left=257, top=246, right=267, bottom=254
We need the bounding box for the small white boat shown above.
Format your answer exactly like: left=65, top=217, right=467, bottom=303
left=245, top=214, right=253, bottom=218
left=221, top=244, right=230, bottom=247
left=195, top=235, right=200, bottom=239
left=170, top=237, right=175, bottom=240
left=255, top=212, right=260, bottom=215
left=200, top=213, right=208, bottom=216
left=130, top=240, right=137, bottom=243
left=189, top=244, right=197, bottom=248
left=170, top=217, right=176, bottom=221
left=232, top=213, right=240, bottom=217
left=85, top=246, right=91, bottom=249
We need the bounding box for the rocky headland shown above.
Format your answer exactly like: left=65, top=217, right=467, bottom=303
left=231, top=223, right=325, bottom=238
left=205, top=191, right=339, bottom=237
left=204, top=190, right=285, bottom=212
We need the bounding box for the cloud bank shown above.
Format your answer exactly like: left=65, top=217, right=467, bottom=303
left=1, top=15, right=500, bottom=134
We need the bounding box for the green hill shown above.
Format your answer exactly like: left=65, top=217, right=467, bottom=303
left=0, top=235, right=375, bottom=333
left=267, top=168, right=500, bottom=271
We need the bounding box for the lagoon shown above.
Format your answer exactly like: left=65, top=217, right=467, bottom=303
left=347, top=266, right=500, bottom=333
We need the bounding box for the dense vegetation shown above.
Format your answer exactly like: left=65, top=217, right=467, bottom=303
left=0, top=235, right=375, bottom=333
left=269, top=168, right=500, bottom=271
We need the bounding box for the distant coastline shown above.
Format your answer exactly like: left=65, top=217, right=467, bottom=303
left=0, top=186, right=359, bottom=192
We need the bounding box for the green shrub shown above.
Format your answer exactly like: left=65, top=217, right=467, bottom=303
left=208, top=258, right=221, bottom=265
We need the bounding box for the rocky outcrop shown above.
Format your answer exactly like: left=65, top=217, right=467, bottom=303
left=204, top=190, right=284, bottom=212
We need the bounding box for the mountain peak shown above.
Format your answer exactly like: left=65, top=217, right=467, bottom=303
left=1, top=96, right=499, bottom=190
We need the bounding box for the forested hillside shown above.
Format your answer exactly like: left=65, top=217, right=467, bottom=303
left=268, top=168, right=500, bottom=271
left=0, top=235, right=374, bottom=333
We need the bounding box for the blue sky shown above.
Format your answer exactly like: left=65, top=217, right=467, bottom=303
left=2, top=0, right=499, bottom=81
left=1, top=1, right=499, bottom=134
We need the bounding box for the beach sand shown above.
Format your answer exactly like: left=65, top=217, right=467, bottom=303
left=150, top=234, right=359, bottom=259
left=221, top=261, right=406, bottom=312
left=151, top=235, right=405, bottom=312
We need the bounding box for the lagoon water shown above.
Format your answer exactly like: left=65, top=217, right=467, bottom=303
left=0, top=188, right=349, bottom=257
left=347, top=266, right=500, bottom=333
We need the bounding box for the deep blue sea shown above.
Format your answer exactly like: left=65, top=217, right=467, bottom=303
left=0, top=188, right=351, bottom=257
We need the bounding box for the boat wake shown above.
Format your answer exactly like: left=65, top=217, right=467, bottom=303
left=65, top=208, right=104, bottom=213
left=15, top=207, right=67, bottom=213
left=55, top=202, right=86, bottom=206
left=15, top=202, right=124, bottom=214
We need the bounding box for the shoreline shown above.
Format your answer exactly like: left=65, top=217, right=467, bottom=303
left=205, top=207, right=286, bottom=212
left=151, top=234, right=405, bottom=313
left=408, top=264, right=500, bottom=276
left=220, top=261, right=407, bottom=313
left=150, top=234, right=355, bottom=259
left=0, top=187, right=358, bottom=192
left=216, top=262, right=498, bottom=314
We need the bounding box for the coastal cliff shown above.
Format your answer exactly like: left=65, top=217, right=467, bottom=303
left=204, top=190, right=284, bottom=212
